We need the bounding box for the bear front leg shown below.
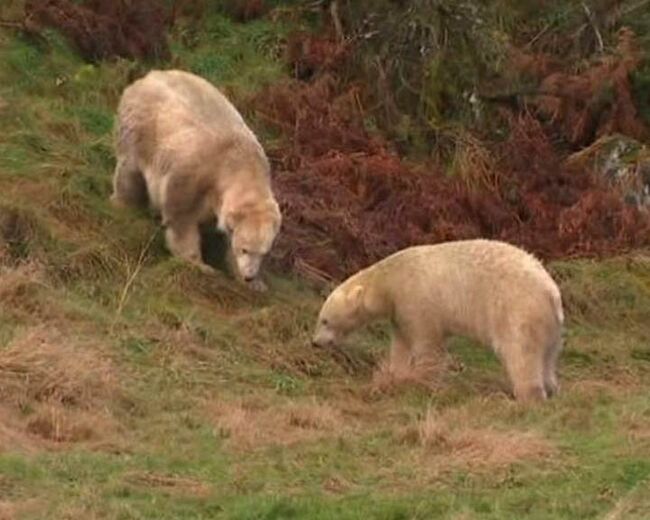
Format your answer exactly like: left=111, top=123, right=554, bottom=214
left=408, top=324, right=445, bottom=369
left=389, top=332, right=411, bottom=375
left=111, top=156, right=148, bottom=209
left=164, top=222, right=213, bottom=274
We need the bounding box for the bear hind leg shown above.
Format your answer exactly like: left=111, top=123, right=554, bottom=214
left=543, top=336, right=562, bottom=398
left=499, top=338, right=547, bottom=403
left=165, top=222, right=213, bottom=274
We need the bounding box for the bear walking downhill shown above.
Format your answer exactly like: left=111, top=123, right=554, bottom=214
left=111, top=69, right=282, bottom=291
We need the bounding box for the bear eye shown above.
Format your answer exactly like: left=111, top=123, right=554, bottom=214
left=321, top=318, right=329, bottom=326
left=241, top=248, right=249, bottom=255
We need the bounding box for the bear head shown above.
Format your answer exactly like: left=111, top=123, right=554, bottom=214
left=223, top=198, right=281, bottom=282
left=312, top=283, right=367, bottom=348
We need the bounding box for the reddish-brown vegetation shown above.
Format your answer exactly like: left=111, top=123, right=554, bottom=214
left=286, top=32, right=349, bottom=80
left=25, top=0, right=171, bottom=62
left=222, top=0, right=267, bottom=23
left=255, top=70, right=650, bottom=282
left=513, top=28, right=648, bottom=147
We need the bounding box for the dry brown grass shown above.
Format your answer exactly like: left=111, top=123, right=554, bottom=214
left=0, top=327, right=116, bottom=406
left=0, top=262, right=77, bottom=325
left=123, top=471, right=212, bottom=498
left=370, top=354, right=457, bottom=395
left=0, top=262, right=47, bottom=312
left=0, top=500, right=44, bottom=520
left=24, top=406, right=120, bottom=446
left=0, top=406, right=39, bottom=453
left=401, top=407, right=555, bottom=471
left=208, top=397, right=352, bottom=451
left=620, top=410, right=650, bottom=447
left=602, top=480, right=650, bottom=520
left=0, top=327, right=124, bottom=449
left=568, top=378, right=641, bottom=398
left=0, top=503, right=13, bottom=520
left=450, top=131, right=501, bottom=194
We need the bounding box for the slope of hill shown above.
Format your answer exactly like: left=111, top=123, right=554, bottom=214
left=0, top=4, right=649, bottom=519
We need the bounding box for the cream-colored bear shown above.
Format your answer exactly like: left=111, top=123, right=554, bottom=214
left=312, top=239, right=564, bottom=402
left=110, top=69, right=281, bottom=291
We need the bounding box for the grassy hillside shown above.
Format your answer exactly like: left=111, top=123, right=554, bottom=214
left=1, top=8, right=650, bottom=520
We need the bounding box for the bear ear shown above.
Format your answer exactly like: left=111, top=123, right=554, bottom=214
left=347, top=285, right=365, bottom=310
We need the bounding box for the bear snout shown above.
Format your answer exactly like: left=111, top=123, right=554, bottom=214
left=311, top=331, right=335, bottom=349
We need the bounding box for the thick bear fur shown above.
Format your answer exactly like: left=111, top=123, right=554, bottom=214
left=110, top=69, right=281, bottom=290
left=311, top=239, right=564, bottom=403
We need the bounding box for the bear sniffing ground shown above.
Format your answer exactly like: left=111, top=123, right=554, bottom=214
left=0, top=6, right=649, bottom=520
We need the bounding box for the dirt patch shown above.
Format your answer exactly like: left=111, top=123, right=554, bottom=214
left=208, top=397, right=352, bottom=451
left=0, top=327, right=124, bottom=451
left=25, top=0, right=171, bottom=63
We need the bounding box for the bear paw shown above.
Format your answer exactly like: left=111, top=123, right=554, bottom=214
left=246, top=278, right=268, bottom=293
left=110, top=193, right=130, bottom=209
left=193, top=262, right=215, bottom=275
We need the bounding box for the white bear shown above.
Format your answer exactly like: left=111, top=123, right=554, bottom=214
left=110, top=69, right=281, bottom=290
left=312, top=239, right=564, bottom=402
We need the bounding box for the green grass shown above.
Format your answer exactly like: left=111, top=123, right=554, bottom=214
left=0, top=8, right=650, bottom=520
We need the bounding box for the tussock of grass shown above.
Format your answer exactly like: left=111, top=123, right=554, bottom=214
left=371, top=354, right=458, bottom=395
left=209, top=397, right=350, bottom=452
left=0, top=327, right=124, bottom=450
left=0, top=204, right=51, bottom=264
left=0, top=262, right=46, bottom=313
left=0, top=327, right=117, bottom=406
left=405, top=408, right=555, bottom=471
